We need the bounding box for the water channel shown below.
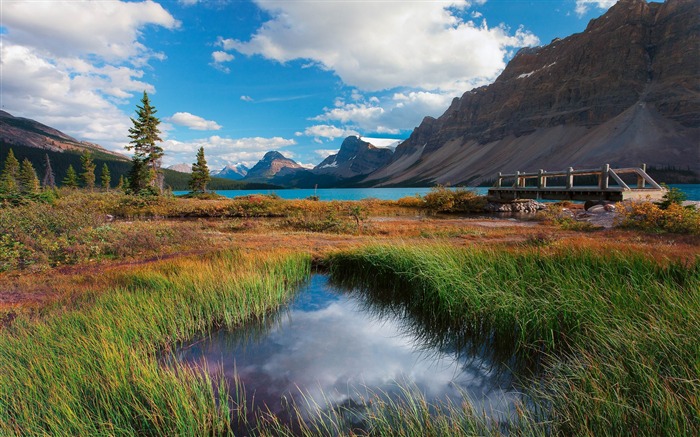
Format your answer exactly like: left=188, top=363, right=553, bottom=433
left=172, top=275, right=521, bottom=430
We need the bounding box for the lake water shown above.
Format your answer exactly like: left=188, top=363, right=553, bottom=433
left=175, top=184, right=700, bottom=201
left=173, top=275, right=519, bottom=429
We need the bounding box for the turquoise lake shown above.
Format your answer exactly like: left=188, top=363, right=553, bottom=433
left=175, top=184, right=700, bottom=201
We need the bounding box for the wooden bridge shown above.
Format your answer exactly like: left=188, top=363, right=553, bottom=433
left=487, top=164, right=667, bottom=202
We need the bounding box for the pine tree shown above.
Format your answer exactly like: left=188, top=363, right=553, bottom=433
left=117, top=175, right=126, bottom=191
left=80, top=151, right=96, bottom=189
left=42, top=153, right=56, bottom=188
left=0, top=148, right=20, bottom=194
left=101, top=163, right=111, bottom=189
left=126, top=91, right=163, bottom=194
left=62, top=164, right=79, bottom=188
left=19, top=159, right=40, bottom=194
left=189, top=147, right=211, bottom=193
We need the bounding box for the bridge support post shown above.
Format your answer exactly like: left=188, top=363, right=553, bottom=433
left=566, top=167, right=574, bottom=189
left=599, top=164, right=610, bottom=190
left=538, top=169, right=546, bottom=188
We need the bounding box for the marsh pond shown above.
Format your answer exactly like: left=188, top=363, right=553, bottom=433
left=170, top=275, right=522, bottom=430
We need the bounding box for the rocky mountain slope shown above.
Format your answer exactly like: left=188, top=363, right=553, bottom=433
left=365, top=0, right=699, bottom=186
left=0, top=110, right=127, bottom=160
left=215, top=163, right=249, bottom=180
left=262, top=136, right=394, bottom=188
left=167, top=163, right=192, bottom=173
left=244, top=151, right=303, bottom=181
left=314, top=136, right=393, bottom=179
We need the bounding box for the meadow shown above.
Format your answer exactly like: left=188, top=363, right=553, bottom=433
left=0, top=189, right=698, bottom=436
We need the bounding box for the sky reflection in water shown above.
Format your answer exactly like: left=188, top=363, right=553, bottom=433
left=175, top=275, right=519, bottom=422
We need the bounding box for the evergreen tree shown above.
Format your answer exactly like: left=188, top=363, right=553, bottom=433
left=80, top=151, right=96, bottom=189
left=0, top=148, right=20, bottom=194
left=189, top=147, right=211, bottom=193
left=127, top=158, right=154, bottom=194
left=18, top=159, right=40, bottom=194
left=126, top=91, right=163, bottom=193
left=62, top=164, right=79, bottom=188
left=101, top=163, right=111, bottom=189
left=42, top=153, right=56, bottom=188
left=117, top=175, right=126, bottom=191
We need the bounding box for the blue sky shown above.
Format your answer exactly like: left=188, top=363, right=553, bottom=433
left=1, top=0, right=618, bottom=170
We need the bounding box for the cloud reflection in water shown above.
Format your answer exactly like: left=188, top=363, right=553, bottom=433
left=176, top=275, right=518, bottom=421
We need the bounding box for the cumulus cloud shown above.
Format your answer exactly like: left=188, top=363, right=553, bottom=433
left=168, top=112, right=223, bottom=130
left=210, top=50, right=234, bottom=72
left=219, top=0, right=538, bottom=92
left=161, top=135, right=296, bottom=169
left=311, top=90, right=456, bottom=135
left=0, top=0, right=179, bottom=151
left=575, top=0, right=617, bottom=16
left=314, top=149, right=340, bottom=159
left=304, top=125, right=359, bottom=142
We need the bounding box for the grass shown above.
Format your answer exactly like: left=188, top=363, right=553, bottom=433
left=327, top=245, right=700, bottom=436
left=0, top=249, right=311, bottom=436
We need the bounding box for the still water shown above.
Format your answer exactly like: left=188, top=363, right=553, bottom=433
left=173, top=275, right=519, bottom=427
left=175, top=184, right=700, bottom=201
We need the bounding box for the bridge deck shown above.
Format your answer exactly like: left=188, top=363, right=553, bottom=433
left=487, top=186, right=667, bottom=202
left=487, top=165, right=667, bottom=202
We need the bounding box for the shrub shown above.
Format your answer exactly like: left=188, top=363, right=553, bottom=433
left=396, top=195, right=425, bottom=208
left=422, top=185, right=486, bottom=213
left=617, top=201, right=700, bottom=234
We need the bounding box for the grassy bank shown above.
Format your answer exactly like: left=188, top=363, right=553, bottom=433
left=328, top=245, right=700, bottom=436
left=0, top=249, right=311, bottom=436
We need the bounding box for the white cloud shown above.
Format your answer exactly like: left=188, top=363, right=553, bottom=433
left=220, top=0, right=538, bottom=92
left=212, top=51, right=234, bottom=63
left=1, top=1, right=178, bottom=62
left=0, top=1, right=178, bottom=151
left=161, top=135, right=296, bottom=169
left=240, top=95, right=254, bottom=102
left=304, top=125, right=359, bottom=142
left=575, top=0, right=617, bottom=16
left=210, top=51, right=234, bottom=72
left=314, top=149, right=340, bottom=159
left=312, top=91, right=457, bottom=135
left=168, top=112, right=223, bottom=131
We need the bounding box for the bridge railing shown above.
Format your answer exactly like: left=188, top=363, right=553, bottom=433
left=493, top=164, right=662, bottom=191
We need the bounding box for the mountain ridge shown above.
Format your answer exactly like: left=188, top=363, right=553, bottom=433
left=364, top=0, right=700, bottom=186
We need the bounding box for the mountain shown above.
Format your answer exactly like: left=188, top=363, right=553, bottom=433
left=244, top=151, right=303, bottom=181
left=167, top=163, right=192, bottom=173
left=365, top=0, right=700, bottom=186
left=214, top=163, right=249, bottom=180
left=0, top=110, right=127, bottom=160
left=315, top=136, right=393, bottom=179
left=0, top=110, right=279, bottom=190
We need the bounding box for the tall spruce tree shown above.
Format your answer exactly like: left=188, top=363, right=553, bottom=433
left=126, top=91, right=163, bottom=194
left=42, top=153, right=56, bottom=188
left=19, top=159, right=40, bottom=194
left=101, top=163, right=111, bottom=189
left=0, top=148, right=20, bottom=194
left=62, top=164, right=79, bottom=188
left=189, top=147, right=211, bottom=193
left=80, top=151, right=96, bottom=189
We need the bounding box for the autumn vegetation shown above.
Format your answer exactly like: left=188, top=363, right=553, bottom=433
left=0, top=96, right=698, bottom=435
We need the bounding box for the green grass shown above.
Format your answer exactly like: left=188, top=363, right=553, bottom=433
left=327, top=245, right=700, bottom=436
left=0, top=250, right=311, bottom=436
left=2, top=244, right=697, bottom=436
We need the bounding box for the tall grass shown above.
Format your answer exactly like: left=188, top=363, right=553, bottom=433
left=328, top=245, right=700, bottom=436
left=0, top=250, right=310, bottom=436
